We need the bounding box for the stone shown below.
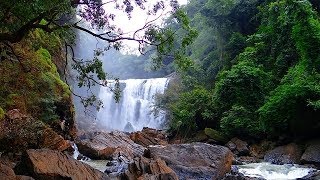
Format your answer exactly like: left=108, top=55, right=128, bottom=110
left=15, top=149, right=110, bottom=180
left=228, top=138, right=249, bottom=156
left=249, top=140, right=275, bottom=159
left=40, top=128, right=72, bottom=151
left=264, top=143, right=302, bottom=165
left=149, top=142, right=233, bottom=179
left=76, top=131, right=145, bottom=160
left=0, top=114, right=71, bottom=153
left=222, top=166, right=265, bottom=180
left=6, top=109, right=27, bottom=120
left=130, top=127, right=168, bottom=147
left=204, top=128, right=228, bottom=143
left=125, top=156, right=178, bottom=180
left=301, top=139, right=320, bottom=166
left=0, top=163, right=16, bottom=180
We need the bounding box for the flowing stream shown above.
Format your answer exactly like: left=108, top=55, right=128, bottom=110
left=97, top=78, right=169, bottom=132
left=237, top=162, right=316, bottom=179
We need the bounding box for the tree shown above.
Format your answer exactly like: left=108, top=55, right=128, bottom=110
left=0, top=0, right=196, bottom=109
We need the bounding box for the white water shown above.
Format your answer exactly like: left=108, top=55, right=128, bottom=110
left=237, top=162, right=316, bottom=180
left=97, top=78, right=169, bottom=132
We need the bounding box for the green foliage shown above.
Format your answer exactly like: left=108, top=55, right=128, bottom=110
left=213, top=61, right=272, bottom=136
left=170, top=87, right=215, bottom=136
left=221, top=105, right=262, bottom=136
left=0, top=107, right=4, bottom=120
left=259, top=62, right=320, bottom=136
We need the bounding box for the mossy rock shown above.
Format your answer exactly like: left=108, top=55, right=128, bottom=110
left=204, top=128, right=228, bottom=143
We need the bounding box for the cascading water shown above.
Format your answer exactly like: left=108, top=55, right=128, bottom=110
left=97, top=78, right=169, bottom=132
left=236, top=162, right=317, bottom=179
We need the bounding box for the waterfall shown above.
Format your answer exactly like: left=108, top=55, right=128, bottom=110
left=97, top=78, right=169, bottom=132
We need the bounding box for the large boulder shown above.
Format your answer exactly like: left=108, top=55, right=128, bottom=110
left=124, top=156, right=178, bottom=180
left=149, top=142, right=233, bottom=179
left=130, top=127, right=168, bottom=147
left=301, top=139, right=320, bottom=166
left=76, top=131, right=145, bottom=160
left=264, top=143, right=302, bottom=165
left=15, top=149, right=110, bottom=180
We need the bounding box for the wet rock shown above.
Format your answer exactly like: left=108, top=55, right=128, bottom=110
left=130, top=127, right=168, bottom=147
left=15, top=149, right=109, bottom=180
left=298, top=170, right=320, bottom=180
left=227, top=138, right=249, bottom=156
left=222, top=166, right=265, bottom=180
left=77, top=131, right=145, bottom=160
left=149, top=142, right=233, bottom=179
left=124, top=156, right=178, bottom=180
left=264, top=143, right=302, bottom=165
left=301, top=139, right=320, bottom=166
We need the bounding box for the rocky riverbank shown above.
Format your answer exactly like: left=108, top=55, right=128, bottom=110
left=1, top=110, right=320, bottom=180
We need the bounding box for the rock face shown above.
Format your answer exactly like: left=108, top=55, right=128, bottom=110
left=264, top=143, right=302, bottom=165
left=301, top=140, right=320, bottom=166
left=16, top=149, right=109, bottom=180
left=0, top=110, right=71, bottom=153
left=149, top=142, right=233, bottom=179
left=227, top=138, right=249, bottom=156
left=0, top=163, right=17, bottom=180
left=77, top=131, right=145, bottom=160
left=130, top=127, right=168, bottom=147
left=0, top=162, right=35, bottom=180
left=124, top=156, right=179, bottom=180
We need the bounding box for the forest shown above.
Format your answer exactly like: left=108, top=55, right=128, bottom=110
left=155, top=0, right=320, bottom=141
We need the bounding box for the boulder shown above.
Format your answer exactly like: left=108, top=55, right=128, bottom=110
left=204, top=128, right=228, bottom=143
left=0, top=163, right=16, bottom=180
left=264, top=143, right=302, bottom=165
left=149, top=142, right=233, bottom=179
left=76, top=131, right=145, bottom=160
left=0, top=113, right=71, bottom=153
left=39, top=128, right=72, bottom=151
left=15, top=149, right=109, bottom=180
left=301, top=139, right=320, bottom=166
left=227, top=138, right=249, bottom=156
left=124, top=156, right=178, bottom=180
left=130, top=127, right=168, bottom=147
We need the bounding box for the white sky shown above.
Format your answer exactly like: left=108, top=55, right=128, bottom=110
left=102, top=0, right=188, bottom=52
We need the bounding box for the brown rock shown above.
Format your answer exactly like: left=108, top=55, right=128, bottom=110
left=16, top=176, right=35, bottom=180
left=130, top=127, right=168, bottom=147
left=6, top=109, right=27, bottom=120
left=249, top=140, right=275, bottom=159
left=301, top=139, right=320, bottom=166
left=264, top=143, right=302, bottom=164
left=125, top=156, right=178, bottom=180
left=227, top=138, right=249, bottom=156
left=77, top=131, right=145, bottom=160
left=0, top=114, right=71, bottom=153
left=149, top=142, right=233, bottom=179
left=0, top=163, right=16, bottom=180
left=16, top=149, right=109, bottom=180
left=40, top=128, right=71, bottom=151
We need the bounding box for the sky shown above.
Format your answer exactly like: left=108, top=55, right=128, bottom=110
left=101, top=0, right=189, bottom=52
